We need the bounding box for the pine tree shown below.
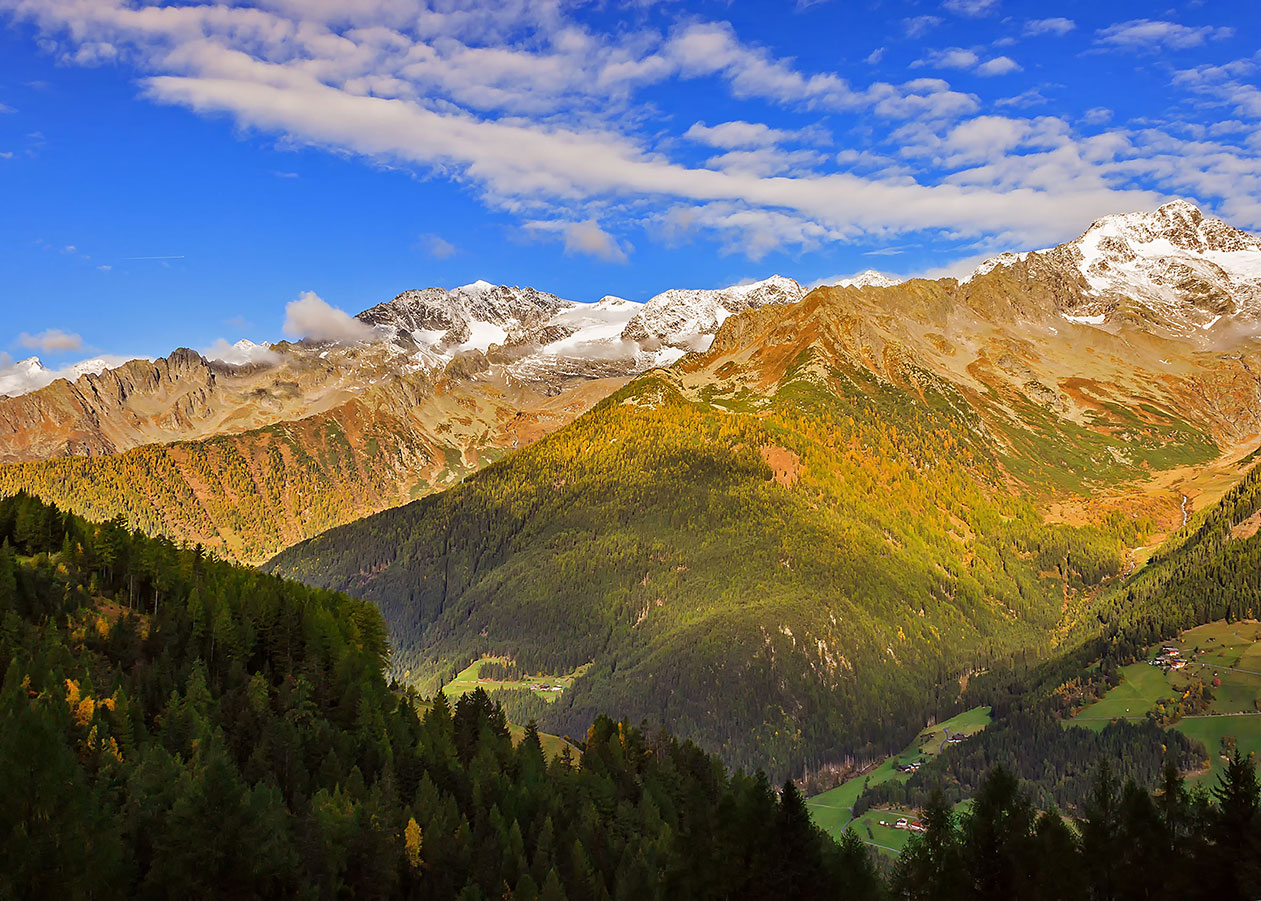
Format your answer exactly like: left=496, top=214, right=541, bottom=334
left=1079, top=759, right=1121, bottom=901
left=0, top=541, right=15, bottom=609
left=961, top=765, right=1037, bottom=900
left=540, top=868, right=567, bottom=901
left=892, top=790, right=968, bottom=901
left=1211, top=749, right=1261, bottom=898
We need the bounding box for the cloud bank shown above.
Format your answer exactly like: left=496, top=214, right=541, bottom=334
left=282, top=292, right=379, bottom=344
left=3, top=0, right=1257, bottom=264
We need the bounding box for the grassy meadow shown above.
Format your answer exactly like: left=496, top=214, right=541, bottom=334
left=806, top=706, right=992, bottom=855
left=1067, top=620, right=1261, bottom=784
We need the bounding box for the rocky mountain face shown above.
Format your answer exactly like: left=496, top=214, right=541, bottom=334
left=360, top=275, right=806, bottom=376
left=618, top=275, right=805, bottom=349
left=974, top=200, right=1261, bottom=333
left=0, top=274, right=806, bottom=561
left=3, top=200, right=1259, bottom=566
left=0, top=355, right=124, bottom=397
left=0, top=366, right=624, bottom=564
left=6, top=200, right=1261, bottom=773
left=0, top=345, right=395, bottom=464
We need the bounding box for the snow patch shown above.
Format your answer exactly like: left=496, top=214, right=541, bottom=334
left=1062, top=312, right=1107, bottom=325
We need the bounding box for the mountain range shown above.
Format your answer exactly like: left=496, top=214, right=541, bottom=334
left=0, top=276, right=806, bottom=561
left=5, top=201, right=1261, bottom=774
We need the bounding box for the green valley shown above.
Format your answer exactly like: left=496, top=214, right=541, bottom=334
left=807, top=707, right=992, bottom=852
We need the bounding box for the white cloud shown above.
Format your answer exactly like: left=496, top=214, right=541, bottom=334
left=201, top=338, right=280, bottom=365
left=1174, top=60, right=1261, bottom=119
left=684, top=120, right=823, bottom=149
left=418, top=233, right=458, bottom=259
left=995, top=89, right=1048, bottom=109
left=705, top=147, right=827, bottom=177
left=976, top=56, right=1022, bottom=76
left=865, top=47, right=885, bottom=65
left=524, top=219, right=630, bottom=263
left=5, top=0, right=1254, bottom=260
left=903, top=16, right=943, bottom=38
left=1097, top=19, right=1235, bottom=51
left=282, top=291, right=379, bottom=343
left=18, top=328, right=83, bottom=352
left=915, top=48, right=1021, bottom=77
left=1025, top=18, right=1075, bottom=37
left=917, top=48, right=981, bottom=71
left=656, top=203, right=839, bottom=261
left=942, top=0, right=1000, bottom=18
left=664, top=21, right=867, bottom=112
left=0, top=102, right=15, bottom=113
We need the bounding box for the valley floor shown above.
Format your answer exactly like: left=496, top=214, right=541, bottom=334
left=806, top=707, right=991, bottom=856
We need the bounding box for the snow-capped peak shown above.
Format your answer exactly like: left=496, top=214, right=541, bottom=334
left=834, top=269, right=901, bottom=289
left=357, top=282, right=575, bottom=360
left=0, top=355, right=142, bottom=398
left=968, top=252, right=1031, bottom=280
left=591, top=295, right=633, bottom=309
left=620, top=276, right=805, bottom=348
left=968, top=201, right=1261, bottom=334
left=353, top=275, right=810, bottom=378
left=456, top=279, right=497, bottom=295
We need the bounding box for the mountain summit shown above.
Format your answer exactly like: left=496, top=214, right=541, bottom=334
left=974, top=200, right=1261, bottom=333
left=359, top=275, right=806, bottom=375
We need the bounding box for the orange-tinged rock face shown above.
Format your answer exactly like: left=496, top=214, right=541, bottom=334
left=0, top=353, right=628, bottom=564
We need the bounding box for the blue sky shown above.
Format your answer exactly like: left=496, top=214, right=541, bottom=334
left=1, top=0, right=1258, bottom=380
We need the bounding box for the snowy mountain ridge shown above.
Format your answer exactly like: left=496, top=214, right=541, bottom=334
left=353, top=275, right=806, bottom=378
left=834, top=269, right=902, bottom=289
left=971, top=200, right=1261, bottom=333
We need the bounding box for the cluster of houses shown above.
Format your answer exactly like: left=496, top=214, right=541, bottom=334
left=1151, top=646, right=1188, bottom=670
left=530, top=683, right=565, bottom=693
left=942, top=730, right=967, bottom=747
left=894, top=760, right=923, bottom=774
left=878, top=817, right=926, bottom=834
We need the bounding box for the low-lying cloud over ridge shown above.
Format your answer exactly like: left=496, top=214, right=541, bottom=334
left=283, top=292, right=379, bottom=345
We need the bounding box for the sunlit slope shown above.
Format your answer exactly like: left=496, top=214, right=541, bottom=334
left=0, top=371, right=621, bottom=564
left=266, top=269, right=1231, bottom=774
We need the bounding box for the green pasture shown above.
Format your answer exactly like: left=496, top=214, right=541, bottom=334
left=1067, top=621, right=1261, bottom=782
left=807, top=706, right=991, bottom=847
left=442, top=655, right=589, bottom=703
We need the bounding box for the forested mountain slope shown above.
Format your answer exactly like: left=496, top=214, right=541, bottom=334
left=1080, top=457, right=1261, bottom=653
left=268, top=264, right=1261, bottom=776
left=0, top=491, right=879, bottom=899
left=10, top=493, right=1261, bottom=899
left=849, top=460, right=1261, bottom=824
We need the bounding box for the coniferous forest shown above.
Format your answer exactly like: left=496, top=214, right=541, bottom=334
left=5, top=489, right=1261, bottom=899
